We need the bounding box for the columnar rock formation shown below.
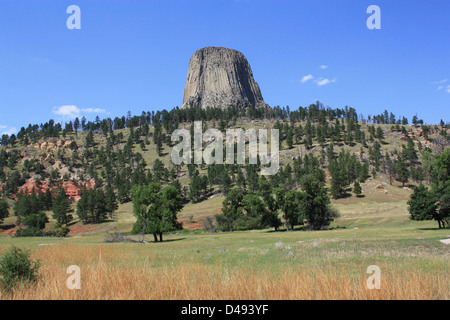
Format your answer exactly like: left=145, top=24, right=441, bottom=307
left=182, top=47, right=265, bottom=110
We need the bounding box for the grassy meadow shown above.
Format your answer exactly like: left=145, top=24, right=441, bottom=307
left=0, top=177, right=449, bottom=300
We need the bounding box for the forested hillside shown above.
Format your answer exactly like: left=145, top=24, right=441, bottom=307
left=0, top=102, right=449, bottom=235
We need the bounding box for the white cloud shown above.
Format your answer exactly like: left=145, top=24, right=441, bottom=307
left=52, top=105, right=109, bottom=120
left=52, top=105, right=80, bottom=118
left=433, top=79, right=448, bottom=84
left=301, top=74, right=336, bottom=86
left=81, top=108, right=108, bottom=114
left=301, top=74, right=314, bottom=83
left=0, top=126, right=17, bottom=136
left=435, top=81, right=450, bottom=93
left=320, top=65, right=328, bottom=69
left=315, top=78, right=337, bottom=86
left=316, top=78, right=330, bottom=86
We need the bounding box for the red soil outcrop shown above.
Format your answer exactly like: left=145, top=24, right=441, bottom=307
left=182, top=221, right=204, bottom=230
left=15, top=179, right=95, bottom=201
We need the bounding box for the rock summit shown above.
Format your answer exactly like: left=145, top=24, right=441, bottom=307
left=182, top=47, right=265, bottom=110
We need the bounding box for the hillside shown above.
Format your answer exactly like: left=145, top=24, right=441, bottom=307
left=0, top=104, right=449, bottom=236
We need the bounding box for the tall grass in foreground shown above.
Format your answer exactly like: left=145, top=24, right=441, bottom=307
left=0, top=245, right=448, bottom=300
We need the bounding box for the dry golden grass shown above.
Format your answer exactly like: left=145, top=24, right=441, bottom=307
left=1, top=244, right=447, bottom=300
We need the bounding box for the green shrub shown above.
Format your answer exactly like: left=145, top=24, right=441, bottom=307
left=215, top=214, right=233, bottom=231
left=15, top=227, right=44, bottom=237
left=53, top=226, right=70, bottom=237
left=0, top=246, right=40, bottom=292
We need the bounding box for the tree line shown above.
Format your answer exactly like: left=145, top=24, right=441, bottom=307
left=0, top=103, right=449, bottom=237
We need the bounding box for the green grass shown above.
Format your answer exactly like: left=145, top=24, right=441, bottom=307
left=1, top=121, right=449, bottom=299
left=1, top=190, right=448, bottom=299
left=1, top=187, right=448, bottom=275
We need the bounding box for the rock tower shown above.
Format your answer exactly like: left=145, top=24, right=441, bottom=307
left=182, top=47, right=265, bottom=110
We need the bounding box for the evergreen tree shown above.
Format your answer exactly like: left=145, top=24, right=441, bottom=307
left=189, top=171, right=204, bottom=203
left=105, top=186, right=118, bottom=217
left=0, top=198, right=9, bottom=224
left=52, top=189, right=73, bottom=226
left=152, top=159, right=166, bottom=183
left=286, top=129, right=294, bottom=149
left=236, top=166, right=246, bottom=191
left=74, top=117, right=80, bottom=135
left=329, top=161, right=346, bottom=199
left=353, top=181, right=362, bottom=197
left=359, top=162, right=370, bottom=183
left=75, top=193, right=89, bottom=224
left=85, top=131, right=94, bottom=148
left=219, top=169, right=232, bottom=195
left=403, top=138, right=418, bottom=163
left=395, top=155, right=409, bottom=187
left=14, top=193, right=40, bottom=226
left=76, top=189, right=108, bottom=224
left=304, top=135, right=313, bottom=149
left=376, top=126, right=384, bottom=140
left=408, top=184, right=436, bottom=223
left=20, top=212, right=49, bottom=236
left=246, top=165, right=259, bottom=193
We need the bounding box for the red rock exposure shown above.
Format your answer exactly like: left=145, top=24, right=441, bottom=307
left=67, top=224, right=94, bottom=235
left=1, top=228, right=17, bottom=236
left=61, top=180, right=95, bottom=200
left=15, top=179, right=95, bottom=201
left=182, top=221, right=204, bottom=230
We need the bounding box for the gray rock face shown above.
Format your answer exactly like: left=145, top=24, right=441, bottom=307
left=182, top=47, right=265, bottom=110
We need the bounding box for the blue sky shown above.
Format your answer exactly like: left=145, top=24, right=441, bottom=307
left=0, top=0, right=449, bottom=136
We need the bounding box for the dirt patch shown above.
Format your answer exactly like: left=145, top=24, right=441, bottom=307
left=2, top=228, right=16, bottom=236
left=68, top=224, right=95, bottom=235
left=182, top=221, right=204, bottom=230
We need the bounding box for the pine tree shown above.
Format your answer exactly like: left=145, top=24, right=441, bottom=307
left=395, top=155, right=409, bottom=187
left=105, top=186, right=118, bottom=218
left=329, top=161, right=346, bottom=199
left=304, top=135, right=313, bottom=149
left=76, top=189, right=108, bottom=224
left=247, top=165, right=259, bottom=193
left=236, top=167, right=246, bottom=191
left=408, top=185, right=436, bottom=222
left=152, top=159, right=165, bottom=183
left=52, top=189, right=73, bottom=226
left=286, top=130, right=294, bottom=149
left=403, top=138, right=418, bottom=163
left=189, top=171, right=203, bottom=203
left=359, top=162, right=369, bottom=183
left=376, top=126, right=384, bottom=140
left=353, top=181, right=362, bottom=197
left=219, top=169, right=232, bottom=196
left=0, top=198, right=9, bottom=223
left=76, top=193, right=89, bottom=224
